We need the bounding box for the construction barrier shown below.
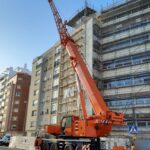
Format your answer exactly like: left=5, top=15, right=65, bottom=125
left=9, top=136, right=35, bottom=150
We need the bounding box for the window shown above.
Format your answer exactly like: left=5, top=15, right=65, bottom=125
left=36, top=70, right=41, bottom=76
left=50, top=116, right=57, bottom=124
left=63, top=87, right=75, bottom=98
left=54, top=60, right=60, bottom=67
left=147, top=122, right=150, bottom=126
left=107, top=97, right=150, bottom=107
left=43, top=74, right=48, bottom=81
left=16, top=91, right=21, bottom=96
left=30, top=121, right=36, bottom=127
left=51, top=103, right=57, bottom=114
left=45, top=109, right=49, bottom=114
left=39, top=121, right=44, bottom=126
left=12, top=116, right=18, bottom=121
left=102, top=34, right=150, bottom=52
left=116, top=24, right=122, bottom=29
left=103, top=52, right=150, bottom=70
left=93, top=41, right=101, bottom=52
left=14, top=100, right=20, bottom=105
left=65, top=117, right=72, bottom=128
left=13, top=108, right=19, bottom=113
left=40, top=110, right=44, bottom=115
left=55, top=46, right=61, bottom=54
left=36, top=58, right=42, bottom=65
left=55, top=55, right=61, bottom=62
left=138, top=122, right=146, bottom=127
left=53, top=78, right=59, bottom=86
left=11, top=124, right=17, bottom=130
left=32, top=110, right=37, bottom=116
left=93, top=24, right=101, bottom=38
left=134, top=77, right=143, bottom=85
left=102, top=4, right=150, bottom=23
left=103, top=19, right=150, bottom=38
left=104, top=74, right=150, bottom=89
left=32, top=100, right=38, bottom=106
left=52, top=89, right=58, bottom=99
left=34, top=79, right=40, bottom=86
left=33, top=90, right=39, bottom=96
left=93, top=59, right=101, bottom=70
left=16, top=85, right=21, bottom=89
left=53, top=67, right=60, bottom=75
left=18, top=77, right=22, bottom=81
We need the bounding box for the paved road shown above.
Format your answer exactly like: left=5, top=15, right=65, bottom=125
left=0, top=146, right=21, bottom=150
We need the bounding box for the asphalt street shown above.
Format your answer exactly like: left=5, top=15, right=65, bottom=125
left=0, top=146, right=21, bottom=150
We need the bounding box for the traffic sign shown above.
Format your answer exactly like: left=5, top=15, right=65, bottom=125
left=129, top=125, right=138, bottom=134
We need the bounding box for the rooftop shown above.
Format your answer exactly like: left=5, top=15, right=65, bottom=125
left=67, top=7, right=96, bottom=27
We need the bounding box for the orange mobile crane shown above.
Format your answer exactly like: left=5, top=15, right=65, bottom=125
left=35, top=0, right=124, bottom=149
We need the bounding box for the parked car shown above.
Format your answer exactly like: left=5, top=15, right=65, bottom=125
left=0, top=134, right=11, bottom=146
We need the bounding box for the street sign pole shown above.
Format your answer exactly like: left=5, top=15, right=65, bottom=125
left=129, top=125, right=138, bottom=150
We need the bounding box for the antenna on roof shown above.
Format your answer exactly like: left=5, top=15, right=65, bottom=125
left=85, top=0, right=88, bottom=8
left=84, top=0, right=88, bottom=16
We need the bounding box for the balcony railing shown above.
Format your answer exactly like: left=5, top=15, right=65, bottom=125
left=103, top=84, right=150, bottom=96
left=102, top=6, right=150, bottom=27
left=102, top=43, right=150, bottom=61
left=102, top=63, right=150, bottom=79
left=102, top=24, right=150, bottom=44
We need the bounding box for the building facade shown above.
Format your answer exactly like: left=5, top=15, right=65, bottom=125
left=0, top=67, right=31, bottom=135
left=0, top=68, right=16, bottom=133
left=25, top=7, right=98, bottom=136
left=98, top=0, right=150, bottom=137
left=6, top=73, right=31, bottom=135
left=26, top=0, right=150, bottom=138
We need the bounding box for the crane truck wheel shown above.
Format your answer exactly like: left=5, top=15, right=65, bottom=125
left=75, top=144, right=82, bottom=150
left=64, top=144, right=74, bottom=150
left=42, top=141, right=50, bottom=150
left=50, top=143, right=58, bottom=150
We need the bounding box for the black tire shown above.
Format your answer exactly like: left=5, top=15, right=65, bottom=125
left=5, top=143, right=9, bottom=146
left=50, top=143, right=58, bottom=150
left=64, top=144, right=74, bottom=150
left=75, top=144, right=82, bottom=150
left=43, top=141, right=50, bottom=150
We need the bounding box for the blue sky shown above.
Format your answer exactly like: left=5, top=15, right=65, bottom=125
left=0, top=0, right=120, bottom=72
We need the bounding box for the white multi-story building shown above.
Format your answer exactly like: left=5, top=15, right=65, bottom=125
left=98, top=0, right=150, bottom=138
left=0, top=67, right=16, bottom=133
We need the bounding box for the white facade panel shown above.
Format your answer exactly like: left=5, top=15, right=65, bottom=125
left=102, top=43, right=150, bottom=61
left=104, top=85, right=150, bottom=96
left=102, top=63, right=150, bottom=79
left=102, top=24, right=150, bottom=44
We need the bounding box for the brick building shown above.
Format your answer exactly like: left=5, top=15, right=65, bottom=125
left=6, top=72, right=31, bottom=135
left=0, top=66, right=31, bottom=135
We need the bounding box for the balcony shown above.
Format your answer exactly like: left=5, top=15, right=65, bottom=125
left=103, top=84, right=150, bottom=96
left=102, top=24, right=150, bottom=44
left=102, top=7, right=150, bottom=27
left=102, top=63, right=150, bottom=79
left=102, top=43, right=150, bottom=61
left=108, top=100, right=150, bottom=109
